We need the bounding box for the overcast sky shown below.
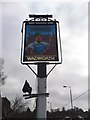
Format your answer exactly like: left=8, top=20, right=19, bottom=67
left=0, top=0, right=89, bottom=111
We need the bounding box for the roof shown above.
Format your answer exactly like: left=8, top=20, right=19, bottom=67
left=64, top=110, right=84, bottom=119
left=2, top=97, right=10, bottom=107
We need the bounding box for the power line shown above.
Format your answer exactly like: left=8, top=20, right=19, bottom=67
left=62, top=89, right=90, bottom=108
left=72, top=89, right=89, bottom=101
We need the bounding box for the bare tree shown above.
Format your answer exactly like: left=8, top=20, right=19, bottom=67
left=0, top=58, right=7, bottom=119
left=0, top=58, right=7, bottom=86
left=11, top=95, right=29, bottom=113
left=6, top=95, right=29, bottom=118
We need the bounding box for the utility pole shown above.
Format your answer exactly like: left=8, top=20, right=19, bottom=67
left=69, top=86, right=73, bottom=109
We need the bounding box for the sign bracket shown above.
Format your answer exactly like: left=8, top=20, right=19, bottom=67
left=27, top=64, right=38, bottom=76
left=26, top=64, right=58, bottom=77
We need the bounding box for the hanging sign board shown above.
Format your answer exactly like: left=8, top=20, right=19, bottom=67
left=21, top=21, right=62, bottom=64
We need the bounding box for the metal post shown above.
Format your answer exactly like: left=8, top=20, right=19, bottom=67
left=36, top=63, right=47, bottom=119
left=69, top=86, right=73, bottom=109
left=63, top=86, right=73, bottom=109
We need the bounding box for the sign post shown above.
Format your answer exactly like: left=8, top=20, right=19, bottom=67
left=36, top=63, right=47, bottom=119
left=21, top=14, right=62, bottom=119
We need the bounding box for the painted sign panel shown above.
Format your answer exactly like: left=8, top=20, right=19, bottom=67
left=22, top=21, right=60, bottom=63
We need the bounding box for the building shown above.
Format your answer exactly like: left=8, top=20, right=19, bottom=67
left=0, top=92, right=2, bottom=120
left=2, top=97, right=11, bottom=118
left=64, top=110, right=84, bottom=120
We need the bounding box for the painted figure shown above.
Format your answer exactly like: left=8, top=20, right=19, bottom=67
left=25, top=33, right=49, bottom=55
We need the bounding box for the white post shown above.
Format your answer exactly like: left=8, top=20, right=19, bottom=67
left=36, top=63, right=47, bottom=119
left=69, top=86, right=73, bottom=109
left=37, top=77, right=47, bottom=119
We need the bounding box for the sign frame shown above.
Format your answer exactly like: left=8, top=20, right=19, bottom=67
left=21, top=20, right=62, bottom=64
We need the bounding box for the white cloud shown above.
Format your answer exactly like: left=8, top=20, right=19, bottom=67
left=1, top=0, right=89, bottom=3
left=1, top=1, right=88, bottom=111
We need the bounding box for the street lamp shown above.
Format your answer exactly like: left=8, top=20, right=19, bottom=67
left=63, top=86, right=73, bottom=109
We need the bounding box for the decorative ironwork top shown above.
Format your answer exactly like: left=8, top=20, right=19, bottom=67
left=29, top=14, right=53, bottom=21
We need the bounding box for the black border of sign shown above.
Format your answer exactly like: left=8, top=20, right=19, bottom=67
left=23, top=21, right=58, bottom=62
left=21, top=21, right=62, bottom=64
